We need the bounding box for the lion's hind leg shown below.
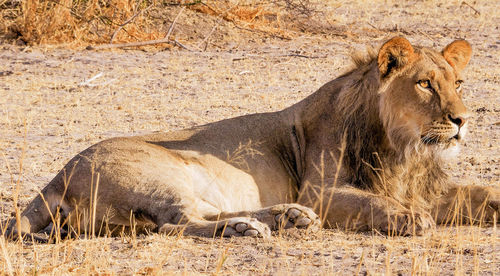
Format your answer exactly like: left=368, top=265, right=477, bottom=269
left=158, top=217, right=271, bottom=238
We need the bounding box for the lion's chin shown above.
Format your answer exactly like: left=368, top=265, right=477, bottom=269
left=440, top=140, right=461, bottom=160
left=423, top=137, right=461, bottom=160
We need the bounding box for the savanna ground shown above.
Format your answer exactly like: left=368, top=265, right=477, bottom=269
left=0, top=0, right=499, bottom=274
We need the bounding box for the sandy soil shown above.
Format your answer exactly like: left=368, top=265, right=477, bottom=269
left=0, top=1, right=499, bottom=274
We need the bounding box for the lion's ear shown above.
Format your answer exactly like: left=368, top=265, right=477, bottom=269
left=442, top=40, right=472, bottom=72
left=377, top=37, right=417, bottom=78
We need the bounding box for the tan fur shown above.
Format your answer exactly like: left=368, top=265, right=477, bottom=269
left=5, top=37, right=499, bottom=241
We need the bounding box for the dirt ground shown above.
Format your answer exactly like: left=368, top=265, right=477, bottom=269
left=0, top=1, right=499, bottom=274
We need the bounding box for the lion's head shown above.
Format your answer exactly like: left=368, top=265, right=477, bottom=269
left=376, top=37, right=472, bottom=156
left=333, top=37, right=473, bottom=198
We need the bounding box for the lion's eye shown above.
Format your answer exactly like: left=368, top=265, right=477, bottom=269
left=417, top=80, right=432, bottom=90
left=455, top=80, right=463, bottom=91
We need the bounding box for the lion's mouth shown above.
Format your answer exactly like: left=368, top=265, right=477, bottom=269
left=421, top=122, right=466, bottom=146
left=420, top=133, right=460, bottom=146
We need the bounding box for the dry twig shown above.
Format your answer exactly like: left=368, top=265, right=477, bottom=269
left=366, top=22, right=379, bottom=31
left=110, top=2, right=154, bottom=44
left=232, top=52, right=325, bottom=61
left=86, top=38, right=193, bottom=51
left=197, top=17, right=223, bottom=51
left=461, top=1, right=480, bottom=15
left=165, top=6, right=186, bottom=40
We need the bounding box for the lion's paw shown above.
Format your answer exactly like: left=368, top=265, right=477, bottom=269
left=470, top=186, right=500, bottom=223
left=380, top=210, right=435, bottom=236
left=271, top=204, right=321, bottom=232
left=221, top=217, right=271, bottom=238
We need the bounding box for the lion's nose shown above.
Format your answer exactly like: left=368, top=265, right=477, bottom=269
left=448, top=114, right=466, bottom=128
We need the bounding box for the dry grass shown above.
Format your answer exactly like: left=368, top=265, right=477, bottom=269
left=2, top=0, right=162, bottom=45
left=0, top=0, right=320, bottom=47
left=1, top=0, right=499, bottom=274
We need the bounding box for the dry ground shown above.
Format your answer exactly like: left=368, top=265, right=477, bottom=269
left=0, top=1, right=499, bottom=274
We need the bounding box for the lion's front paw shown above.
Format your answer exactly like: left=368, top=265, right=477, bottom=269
left=448, top=185, right=500, bottom=224
left=270, top=204, right=321, bottom=232
left=478, top=186, right=500, bottom=223
left=379, top=210, right=435, bottom=236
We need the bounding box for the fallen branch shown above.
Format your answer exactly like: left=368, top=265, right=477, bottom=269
left=86, top=38, right=193, bottom=51
left=232, top=53, right=326, bottom=61
left=172, top=39, right=193, bottom=51
left=283, top=53, right=325, bottom=59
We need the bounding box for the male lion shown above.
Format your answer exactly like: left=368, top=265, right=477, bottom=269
left=5, top=37, right=500, bottom=240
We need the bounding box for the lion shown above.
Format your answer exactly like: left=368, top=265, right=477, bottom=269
left=5, top=36, right=500, bottom=241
